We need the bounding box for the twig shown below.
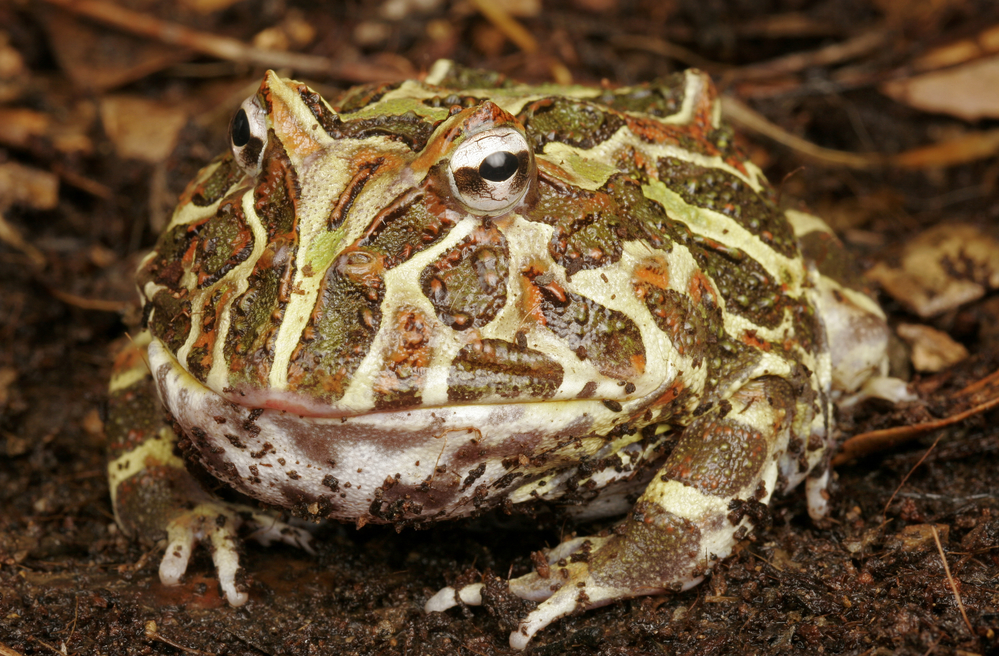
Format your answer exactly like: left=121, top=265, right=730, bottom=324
left=930, top=524, right=974, bottom=635
left=881, top=432, right=943, bottom=517
left=48, top=288, right=133, bottom=313
left=912, top=23, right=999, bottom=72
left=835, top=391, right=999, bottom=464
left=609, top=34, right=728, bottom=74
left=468, top=0, right=537, bottom=53
left=38, top=0, right=410, bottom=83
left=721, top=95, right=882, bottom=168
left=145, top=621, right=216, bottom=656
left=724, top=95, right=999, bottom=170
left=724, top=29, right=887, bottom=81
left=0, top=209, right=46, bottom=268
left=51, top=163, right=113, bottom=200
left=891, top=128, right=999, bottom=169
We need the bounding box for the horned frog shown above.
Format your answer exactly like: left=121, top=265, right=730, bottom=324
left=106, top=60, right=908, bottom=648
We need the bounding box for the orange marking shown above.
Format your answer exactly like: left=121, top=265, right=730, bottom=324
left=264, top=76, right=325, bottom=160
left=650, top=380, right=685, bottom=410
left=741, top=330, right=771, bottom=351
left=372, top=307, right=436, bottom=398
left=518, top=263, right=550, bottom=327
left=631, top=255, right=671, bottom=291
left=687, top=271, right=716, bottom=306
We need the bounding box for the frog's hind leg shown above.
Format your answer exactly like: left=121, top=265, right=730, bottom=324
left=428, top=375, right=797, bottom=650
left=107, top=331, right=312, bottom=605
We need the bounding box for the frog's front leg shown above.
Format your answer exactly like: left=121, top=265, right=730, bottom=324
left=107, top=331, right=312, bottom=605
left=427, top=376, right=807, bottom=650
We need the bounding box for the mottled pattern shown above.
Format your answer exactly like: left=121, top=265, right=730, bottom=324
left=186, top=286, right=231, bottom=382
left=301, top=87, right=441, bottom=152
left=192, top=194, right=254, bottom=288
left=359, top=183, right=458, bottom=270
left=589, top=501, right=701, bottom=589
left=520, top=97, right=627, bottom=151
left=661, top=414, right=769, bottom=497
left=147, top=290, right=190, bottom=353
left=656, top=157, right=796, bottom=258
left=525, top=269, right=646, bottom=380
left=188, top=154, right=244, bottom=207
left=448, top=339, right=564, bottom=402
left=286, top=252, right=384, bottom=402
left=421, top=223, right=509, bottom=329
left=373, top=306, right=435, bottom=410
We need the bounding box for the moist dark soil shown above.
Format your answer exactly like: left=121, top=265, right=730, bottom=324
left=2, top=1, right=998, bottom=654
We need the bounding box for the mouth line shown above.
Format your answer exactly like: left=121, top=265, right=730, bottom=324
left=151, top=336, right=637, bottom=422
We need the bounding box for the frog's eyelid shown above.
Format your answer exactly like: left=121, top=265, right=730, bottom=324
left=448, top=127, right=533, bottom=214
left=230, top=96, right=268, bottom=175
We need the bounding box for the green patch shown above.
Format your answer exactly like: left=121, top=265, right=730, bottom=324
left=287, top=262, right=384, bottom=402
left=361, top=184, right=458, bottom=269
left=254, top=133, right=299, bottom=239
left=421, top=225, right=509, bottom=330
left=329, top=81, right=402, bottom=114
left=192, top=195, right=254, bottom=288
left=532, top=280, right=646, bottom=380
left=300, top=88, right=444, bottom=150
left=525, top=174, right=670, bottom=277
left=520, top=97, right=625, bottom=152
left=140, top=220, right=201, bottom=291
left=638, top=288, right=711, bottom=367
left=688, top=236, right=786, bottom=329
left=656, top=157, right=796, bottom=258
left=598, top=74, right=686, bottom=117
left=224, top=253, right=286, bottom=388
left=431, top=64, right=514, bottom=91
left=148, top=290, right=190, bottom=354
left=190, top=153, right=244, bottom=207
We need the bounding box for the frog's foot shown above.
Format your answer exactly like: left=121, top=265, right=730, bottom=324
left=427, top=502, right=710, bottom=650
left=159, top=501, right=314, bottom=606
left=429, top=376, right=803, bottom=650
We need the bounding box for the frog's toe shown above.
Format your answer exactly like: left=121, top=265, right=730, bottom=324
left=508, top=562, right=617, bottom=650
left=243, top=510, right=316, bottom=554
left=424, top=582, right=485, bottom=612
left=158, top=502, right=314, bottom=605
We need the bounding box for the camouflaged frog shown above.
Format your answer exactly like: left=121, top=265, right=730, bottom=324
left=106, top=60, right=908, bottom=649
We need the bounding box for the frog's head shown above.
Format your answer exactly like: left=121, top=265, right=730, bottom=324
left=137, top=68, right=685, bottom=420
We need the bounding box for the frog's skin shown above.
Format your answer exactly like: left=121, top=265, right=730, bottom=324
left=106, top=60, right=905, bottom=649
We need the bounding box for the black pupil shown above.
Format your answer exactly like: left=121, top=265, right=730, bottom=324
left=231, top=109, right=251, bottom=148
left=479, top=151, right=520, bottom=182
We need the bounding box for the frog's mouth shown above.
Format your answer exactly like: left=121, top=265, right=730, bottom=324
left=147, top=336, right=657, bottom=524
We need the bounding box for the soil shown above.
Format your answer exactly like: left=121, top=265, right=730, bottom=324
left=1, top=1, right=998, bottom=654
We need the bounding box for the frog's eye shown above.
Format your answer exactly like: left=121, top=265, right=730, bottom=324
left=448, top=127, right=533, bottom=214
left=229, top=96, right=268, bottom=175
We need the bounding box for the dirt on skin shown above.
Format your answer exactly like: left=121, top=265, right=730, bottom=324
left=2, top=0, right=999, bottom=654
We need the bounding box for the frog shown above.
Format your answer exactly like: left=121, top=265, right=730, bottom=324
left=106, top=60, right=909, bottom=649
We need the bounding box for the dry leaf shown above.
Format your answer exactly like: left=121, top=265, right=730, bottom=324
left=42, top=9, right=190, bottom=92
left=0, top=162, right=59, bottom=210
left=0, top=108, right=50, bottom=149
left=867, top=224, right=999, bottom=317
left=882, top=54, right=999, bottom=121
left=100, top=95, right=188, bottom=164
left=896, top=323, right=969, bottom=372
